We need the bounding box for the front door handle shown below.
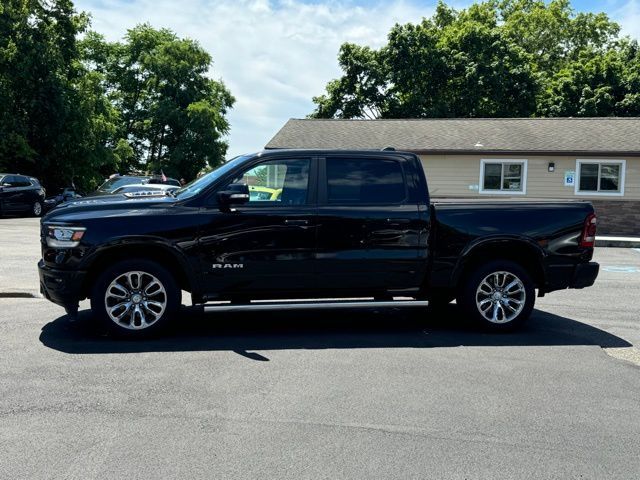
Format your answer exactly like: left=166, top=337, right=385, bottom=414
left=284, top=219, right=309, bottom=226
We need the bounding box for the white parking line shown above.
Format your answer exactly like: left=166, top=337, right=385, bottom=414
left=602, top=265, right=640, bottom=273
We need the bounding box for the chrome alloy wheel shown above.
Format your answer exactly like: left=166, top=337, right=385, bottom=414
left=33, top=201, right=42, bottom=216
left=475, top=271, right=526, bottom=324
left=104, top=271, right=167, bottom=330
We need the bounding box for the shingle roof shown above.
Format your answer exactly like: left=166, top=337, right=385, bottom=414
left=265, top=118, right=640, bottom=155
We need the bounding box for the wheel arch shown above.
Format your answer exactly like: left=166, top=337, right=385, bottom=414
left=81, top=242, right=199, bottom=300
left=453, top=237, right=546, bottom=288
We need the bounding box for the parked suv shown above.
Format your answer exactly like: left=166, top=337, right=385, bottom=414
left=43, top=187, right=82, bottom=213
left=0, top=174, right=46, bottom=217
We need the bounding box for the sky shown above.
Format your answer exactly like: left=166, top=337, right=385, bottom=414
left=75, top=0, right=640, bottom=158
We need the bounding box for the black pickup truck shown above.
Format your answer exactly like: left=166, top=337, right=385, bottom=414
left=38, top=150, right=599, bottom=337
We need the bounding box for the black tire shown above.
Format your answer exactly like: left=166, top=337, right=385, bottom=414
left=90, top=259, right=180, bottom=338
left=32, top=200, right=43, bottom=217
left=456, top=260, right=535, bottom=331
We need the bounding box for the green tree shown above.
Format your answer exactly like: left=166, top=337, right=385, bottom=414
left=385, top=6, right=538, bottom=118
left=0, top=0, right=122, bottom=191
left=500, top=0, right=620, bottom=73
left=311, top=0, right=635, bottom=120
left=85, top=25, right=235, bottom=181
left=539, top=41, right=640, bottom=116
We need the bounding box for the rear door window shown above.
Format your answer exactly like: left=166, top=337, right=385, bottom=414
left=326, top=158, right=406, bottom=204
left=15, top=176, right=32, bottom=187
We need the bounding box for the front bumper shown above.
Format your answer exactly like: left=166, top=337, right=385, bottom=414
left=38, top=260, right=86, bottom=308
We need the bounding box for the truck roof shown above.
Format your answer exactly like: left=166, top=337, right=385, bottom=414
left=254, top=149, right=417, bottom=158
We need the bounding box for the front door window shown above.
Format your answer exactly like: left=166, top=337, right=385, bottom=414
left=232, top=159, right=310, bottom=205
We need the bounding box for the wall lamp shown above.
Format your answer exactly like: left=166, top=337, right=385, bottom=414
left=548, top=162, right=555, bottom=172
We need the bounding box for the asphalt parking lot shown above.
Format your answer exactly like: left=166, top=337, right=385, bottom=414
left=1, top=217, right=639, bottom=479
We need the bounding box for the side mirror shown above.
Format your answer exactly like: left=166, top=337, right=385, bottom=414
left=217, top=183, right=249, bottom=209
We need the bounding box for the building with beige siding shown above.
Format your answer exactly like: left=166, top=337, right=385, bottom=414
left=265, top=118, right=640, bottom=236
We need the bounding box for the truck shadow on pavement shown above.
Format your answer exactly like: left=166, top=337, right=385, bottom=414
left=39, top=304, right=631, bottom=358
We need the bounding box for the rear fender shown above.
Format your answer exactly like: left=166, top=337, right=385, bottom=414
left=452, top=236, right=547, bottom=287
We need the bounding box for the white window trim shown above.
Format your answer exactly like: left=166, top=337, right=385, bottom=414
left=479, top=159, right=528, bottom=195
left=575, top=159, right=626, bottom=197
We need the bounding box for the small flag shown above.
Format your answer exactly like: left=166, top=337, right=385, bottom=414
left=161, top=170, right=167, bottom=183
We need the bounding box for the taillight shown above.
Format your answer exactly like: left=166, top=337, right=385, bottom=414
left=580, top=213, right=597, bottom=248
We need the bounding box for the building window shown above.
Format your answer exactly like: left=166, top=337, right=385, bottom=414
left=479, top=159, right=527, bottom=195
left=575, top=160, right=625, bottom=196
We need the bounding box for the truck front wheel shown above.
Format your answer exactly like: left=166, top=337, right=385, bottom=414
left=457, top=260, right=535, bottom=331
left=90, top=259, right=180, bottom=337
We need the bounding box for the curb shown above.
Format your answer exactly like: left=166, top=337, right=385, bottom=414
left=596, top=236, right=640, bottom=248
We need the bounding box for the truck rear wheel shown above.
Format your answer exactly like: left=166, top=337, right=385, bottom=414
left=90, top=259, right=180, bottom=337
left=457, top=260, right=534, bottom=331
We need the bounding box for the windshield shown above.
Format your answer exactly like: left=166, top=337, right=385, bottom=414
left=174, top=155, right=252, bottom=200
left=97, top=176, right=147, bottom=192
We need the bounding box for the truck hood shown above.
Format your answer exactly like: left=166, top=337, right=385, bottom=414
left=42, top=193, right=180, bottom=223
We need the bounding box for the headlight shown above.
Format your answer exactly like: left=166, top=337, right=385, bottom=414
left=46, top=226, right=86, bottom=248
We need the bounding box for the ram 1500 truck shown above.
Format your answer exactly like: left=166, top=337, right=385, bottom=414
left=38, top=150, right=599, bottom=337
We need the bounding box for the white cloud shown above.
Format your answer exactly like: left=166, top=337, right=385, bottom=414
left=76, top=0, right=434, bottom=157
left=615, top=0, right=640, bottom=39
left=76, top=0, right=638, bottom=159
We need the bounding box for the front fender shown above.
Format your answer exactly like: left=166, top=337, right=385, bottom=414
left=79, top=236, right=201, bottom=296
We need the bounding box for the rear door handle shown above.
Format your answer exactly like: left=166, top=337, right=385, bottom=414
left=284, top=219, right=309, bottom=226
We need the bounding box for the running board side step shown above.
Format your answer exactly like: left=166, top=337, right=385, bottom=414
left=203, top=299, right=430, bottom=313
